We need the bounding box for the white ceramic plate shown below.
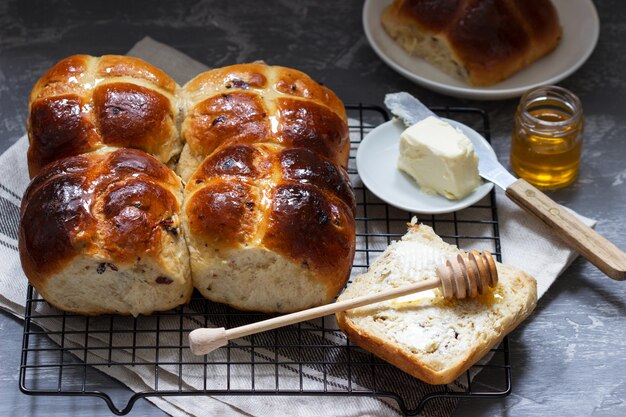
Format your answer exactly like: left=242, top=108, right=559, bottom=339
left=363, top=0, right=600, bottom=100
left=356, top=118, right=495, bottom=214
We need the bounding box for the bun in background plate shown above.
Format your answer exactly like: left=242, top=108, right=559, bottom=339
left=363, top=0, right=600, bottom=100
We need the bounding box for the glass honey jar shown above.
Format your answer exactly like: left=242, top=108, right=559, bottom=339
left=510, top=86, right=584, bottom=189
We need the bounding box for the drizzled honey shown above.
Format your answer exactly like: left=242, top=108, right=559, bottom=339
left=511, top=86, right=584, bottom=189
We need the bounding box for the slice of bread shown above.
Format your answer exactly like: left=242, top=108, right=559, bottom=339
left=336, top=223, right=536, bottom=385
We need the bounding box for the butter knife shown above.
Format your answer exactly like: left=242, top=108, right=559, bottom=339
left=385, top=92, right=626, bottom=281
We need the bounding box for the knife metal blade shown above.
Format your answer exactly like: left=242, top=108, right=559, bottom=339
left=384, top=91, right=516, bottom=190
left=384, top=92, right=436, bottom=127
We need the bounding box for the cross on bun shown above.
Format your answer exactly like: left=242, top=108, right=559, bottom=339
left=177, top=63, right=350, bottom=181
left=19, top=56, right=355, bottom=315
left=382, top=0, right=561, bottom=86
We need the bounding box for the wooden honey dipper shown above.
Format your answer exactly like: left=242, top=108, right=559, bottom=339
left=189, top=250, right=498, bottom=355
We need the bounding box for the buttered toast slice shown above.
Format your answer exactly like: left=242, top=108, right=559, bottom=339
left=336, top=223, right=536, bottom=385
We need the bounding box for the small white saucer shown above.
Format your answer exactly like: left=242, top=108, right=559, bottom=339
left=356, top=118, right=495, bottom=214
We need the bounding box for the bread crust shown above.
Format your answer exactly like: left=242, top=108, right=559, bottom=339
left=381, top=0, right=561, bottom=86
left=336, top=224, right=537, bottom=385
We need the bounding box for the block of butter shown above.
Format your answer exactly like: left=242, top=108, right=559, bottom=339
left=397, top=116, right=481, bottom=200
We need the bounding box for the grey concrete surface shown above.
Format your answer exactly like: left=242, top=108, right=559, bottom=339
left=1, top=1, right=624, bottom=416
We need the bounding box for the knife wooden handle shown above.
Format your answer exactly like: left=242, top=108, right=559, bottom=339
left=506, top=179, right=626, bottom=280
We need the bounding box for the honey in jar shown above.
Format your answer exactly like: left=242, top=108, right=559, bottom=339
left=510, top=86, right=584, bottom=189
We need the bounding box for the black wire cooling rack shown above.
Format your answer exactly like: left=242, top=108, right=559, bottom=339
left=20, top=104, right=510, bottom=416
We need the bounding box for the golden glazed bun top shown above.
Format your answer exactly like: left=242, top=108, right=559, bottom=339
left=181, top=62, right=350, bottom=171
left=27, top=55, right=181, bottom=177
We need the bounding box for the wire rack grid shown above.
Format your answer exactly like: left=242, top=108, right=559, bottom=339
left=20, top=104, right=510, bottom=416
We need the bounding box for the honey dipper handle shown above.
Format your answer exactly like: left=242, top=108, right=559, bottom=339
left=225, top=278, right=442, bottom=341
left=506, top=179, right=626, bottom=280
left=189, top=278, right=442, bottom=355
